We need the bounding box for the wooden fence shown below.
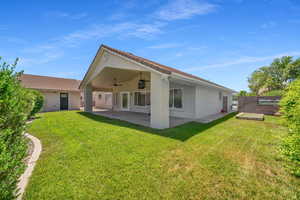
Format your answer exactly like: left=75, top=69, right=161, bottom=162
left=238, top=96, right=281, bottom=115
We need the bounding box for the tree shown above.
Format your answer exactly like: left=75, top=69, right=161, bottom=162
left=0, top=57, right=34, bottom=199
left=237, top=90, right=248, bottom=96
left=248, top=66, right=270, bottom=94
left=248, top=56, right=299, bottom=94
left=286, top=58, right=300, bottom=81
left=268, top=56, right=293, bottom=89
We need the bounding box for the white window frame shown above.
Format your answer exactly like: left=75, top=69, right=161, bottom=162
left=219, top=91, right=222, bottom=101
left=104, top=93, right=112, bottom=105
left=133, top=90, right=150, bottom=107
left=120, top=91, right=130, bottom=111
left=169, top=88, right=184, bottom=110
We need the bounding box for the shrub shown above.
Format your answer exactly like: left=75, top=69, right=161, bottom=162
left=262, top=90, right=284, bottom=96
left=279, top=79, right=300, bottom=176
left=28, top=89, right=44, bottom=118
left=0, top=57, right=34, bottom=199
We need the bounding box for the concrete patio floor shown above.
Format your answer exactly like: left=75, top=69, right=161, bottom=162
left=92, top=109, right=233, bottom=128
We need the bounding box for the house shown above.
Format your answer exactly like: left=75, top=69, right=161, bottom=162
left=79, top=44, right=236, bottom=129
left=93, top=92, right=112, bottom=109
left=20, top=74, right=81, bottom=112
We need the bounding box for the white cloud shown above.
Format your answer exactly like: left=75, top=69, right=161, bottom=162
left=45, top=11, right=87, bottom=20
left=186, top=51, right=300, bottom=72
left=20, top=21, right=166, bottom=67
left=0, top=36, right=27, bottom=45
left=175, top=52, right=184, bottom=57
left=126, top=22, right=166, bottom=39
left=48, top=71, right=80, bottom=78
left=147, top=43, right=182, bottom=49
left=58, top=22, right=165, bottom=47
left=261, top=21, right=277, bottom=29
left=155, top=0, right=217, bottom=21
left=187, top=46, right=207, bottom=51
left=19, top=51, right=64, bottom=67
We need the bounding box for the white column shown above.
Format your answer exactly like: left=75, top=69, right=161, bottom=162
left=84, top=84, right=93, bottom=112
left=150, top=72, right=169, bottom=129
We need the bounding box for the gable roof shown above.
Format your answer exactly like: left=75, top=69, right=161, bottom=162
left=80, top=44, right=235, bottom=92
left=20, top=74, right=81, bottom=92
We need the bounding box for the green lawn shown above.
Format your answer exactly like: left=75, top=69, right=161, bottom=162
left=24, top=111, right=299, bottom=200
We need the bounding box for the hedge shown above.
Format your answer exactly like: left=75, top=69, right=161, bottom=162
left=28, top=89, right=44, bottom=118
left=0, top=58, right=34, bottom=199
left=279, top=79, right=300, bottom=176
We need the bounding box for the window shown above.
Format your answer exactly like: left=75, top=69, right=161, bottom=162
left=219, top=91, right=222, bottom=101
left=105, top=94, right=112, bottom=104
left=257, top=98, right=279, bottom=105
left=169, top=88, right=183, bottom=109
left=98, top=94, right=102, bottom=100
left=134, top=92, right=150, bottom=106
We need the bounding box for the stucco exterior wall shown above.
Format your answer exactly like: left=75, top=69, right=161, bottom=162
left=169, top=82, right=196, bottom=119
left=42, top=92, right=60, bottom=111
left=69, top=92, right=81, bottom=110
left=93, top=92, right=112, bottom=109
left=38, top=90, right=80, bottom=112
left=195, top=86, right=232, bottom=118
left=224, top=91, right=233, bottom=112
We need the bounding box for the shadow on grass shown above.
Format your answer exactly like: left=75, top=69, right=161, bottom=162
left=78, top=112, right=237, bottom=142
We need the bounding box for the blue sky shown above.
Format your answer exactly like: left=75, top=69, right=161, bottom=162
left=1, top=0, right=300, bottom=91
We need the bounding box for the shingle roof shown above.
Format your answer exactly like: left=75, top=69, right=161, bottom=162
left=101, top=45, right=234, bottom=92
left=20, top=74, right=81, bottom=92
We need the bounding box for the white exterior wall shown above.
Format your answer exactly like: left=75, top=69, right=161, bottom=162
left=40, top=90, right=80, bottom=112
left=195, top=86, right=232, bottom=118
left=93, top=92, right=112, bottom=109
left=224, top=91, right=233, bottom=112
left=42, top=92, right=60, bottom=111
left=169, top=82, right=196, bottom=119
left=69, top=92, right=81, bottom=110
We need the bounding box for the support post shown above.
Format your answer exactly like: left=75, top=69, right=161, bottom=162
left=84, top=84, right=93, bottom=112
left=150, top=72, right=169, bottom=129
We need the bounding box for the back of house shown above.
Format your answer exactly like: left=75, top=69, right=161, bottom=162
left=20, top=74, right=81, bottom=112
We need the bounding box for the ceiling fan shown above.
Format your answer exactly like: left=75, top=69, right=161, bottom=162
left=112, top=78, right=123, bottom=87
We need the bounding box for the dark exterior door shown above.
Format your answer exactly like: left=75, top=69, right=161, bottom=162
left=60, top=93, right=69, bottom=110
left=222, top=96, right=228, bottom=112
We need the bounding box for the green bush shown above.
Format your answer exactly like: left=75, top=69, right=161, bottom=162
left=0, top=57, right=34, bottom=199
left=279, top=79, right=300, bottom=176
left=28, top=89, right=44, bottom=118
left=262, top=90, right=284, bottom=96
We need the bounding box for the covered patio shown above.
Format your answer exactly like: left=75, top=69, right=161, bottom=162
left=80, top=46, right=173, bottom=129
left=92, top=109, right=194, bottom=128
left=79, top=45, right=234, bottom=129
left=92, top=108, right=232, bottom=128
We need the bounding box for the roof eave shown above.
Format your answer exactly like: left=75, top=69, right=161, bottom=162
left=170, top=72, right=236, bottom=93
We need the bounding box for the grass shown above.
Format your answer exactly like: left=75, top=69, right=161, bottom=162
left=24, top=111, right=299, bottom=200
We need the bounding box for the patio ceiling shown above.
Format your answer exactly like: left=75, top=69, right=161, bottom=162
left=90, top=67, right=150, bottom=91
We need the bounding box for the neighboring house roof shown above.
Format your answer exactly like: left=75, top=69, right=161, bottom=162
left=20, top=74, right=81, bottom=92
left=80, top=44, right=235, bottom=92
